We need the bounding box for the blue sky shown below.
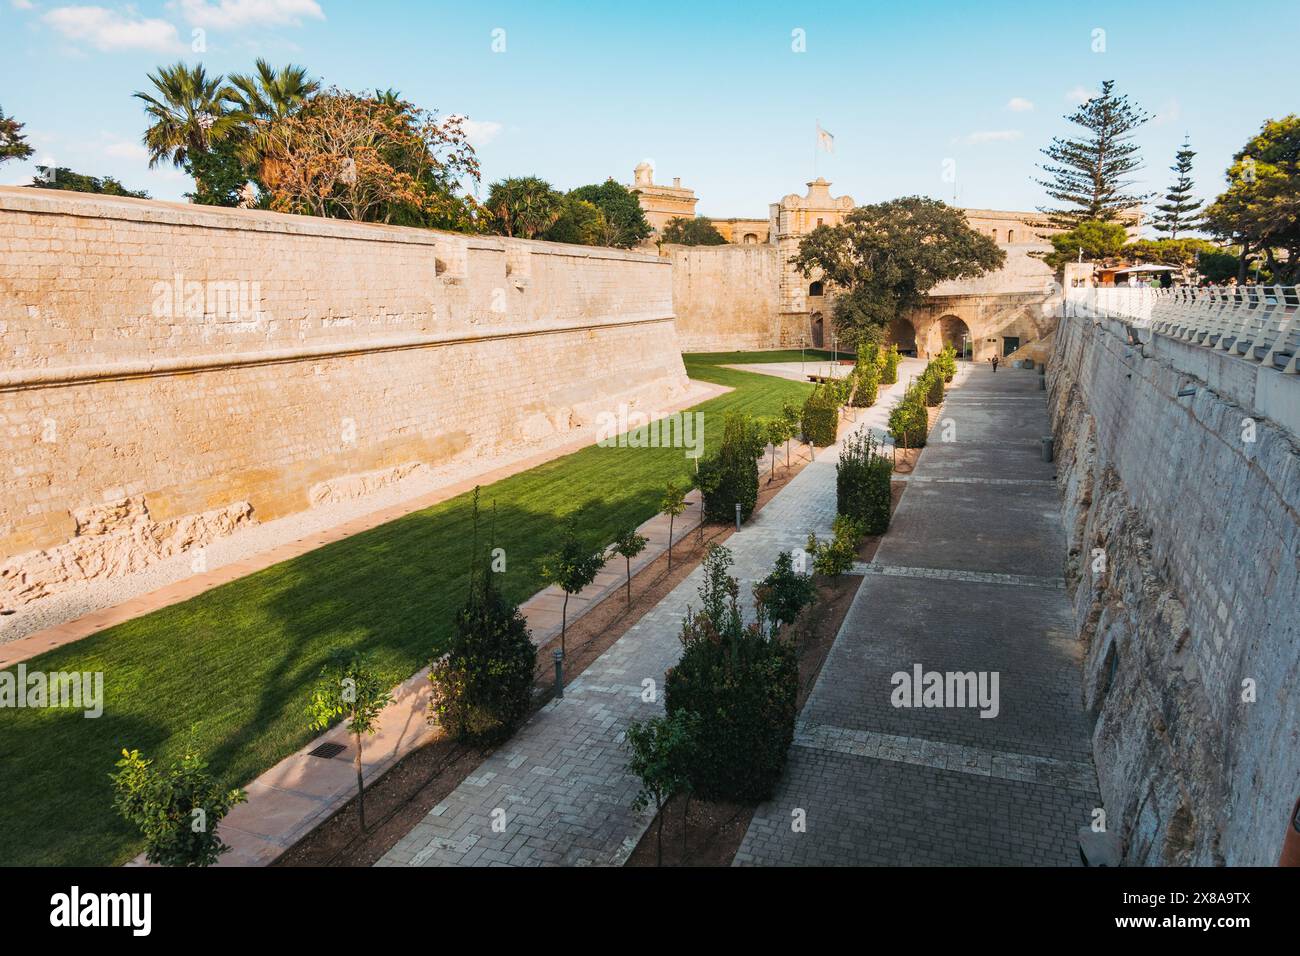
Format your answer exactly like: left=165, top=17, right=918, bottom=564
left=2, top=0, right=1295, bottom=229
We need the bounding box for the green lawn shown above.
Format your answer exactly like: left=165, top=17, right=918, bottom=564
left=0, top=352, right=812, bottom=866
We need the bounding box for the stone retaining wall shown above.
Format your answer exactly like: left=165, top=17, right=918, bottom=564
left=0, top=188, right=688, bottom=606
left=1048, top=310, right=1299, bottom=865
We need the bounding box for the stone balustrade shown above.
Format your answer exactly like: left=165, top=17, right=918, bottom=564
left=1065, top=284, right=1300, bottom=374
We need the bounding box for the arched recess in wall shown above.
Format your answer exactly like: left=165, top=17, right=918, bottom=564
left=886, top=316, right=917, bottom=356
left=743, top=233, right=758, bottom=244
left=938, top=314, right=972, bottom=358
left=808, top=281, right=824, bottom=297
left=810, top=313, right=825, bottom=348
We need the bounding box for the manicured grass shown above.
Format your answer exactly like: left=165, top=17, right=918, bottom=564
left=684, top=348, right=842, bottom=366
left=0, top=353, right=812, bottom=866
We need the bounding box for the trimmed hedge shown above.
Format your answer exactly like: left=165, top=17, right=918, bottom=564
left=697, top=411, right=762, bottom=523
left=837, top=428, right=893, bottom=534
left=888, top=388, right=930, bottom=448
left=881, top=344, right=901, bottom=385
left=665, top=546, right=798, bottom=802
left=921, top=367, right=944, bottom=406
left=800, top=382, right=840, bottom=447
left=849, top=357, right=880, bottom=407
left=937, top=345, right=957, bottom=382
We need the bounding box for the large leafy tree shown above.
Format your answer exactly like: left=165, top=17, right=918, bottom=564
left=543, top=195, right=607, bottom=245
left=134, top=62, right=242, bottom=194
left=1035, top=80, right=1152, bottom=228
left=570, top=178, right=652, bottom=247
left=791, top=197, right=1004, bottom=347
left=1152, top=137, right=1204, bottom=238
left=224, top=58, right=319, bottom=194
left=28, top=167, right=149, bottom=199
left=258, top=88, right=480, bottom=228
left=1040, top=219, right=1129, bottom=270
left=661, top=215, right=727, bottom=246
left=1204, top=115, right=1300, bottom=283
left=483, top=176, right=564, bottom=238
left=0, top=104, right=34, bottom=165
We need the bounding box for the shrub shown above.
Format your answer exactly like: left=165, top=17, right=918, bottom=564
left=836, top=428, right=894, bottom=534
left=625, top=710, right=701, bottom=866
left=888, top=390, right=929, bottom=448
left=110, top=745, right=246, bottom=867
left=664, top=546, right=798, bottom=802
left=800, top=382, right=840, bottom=447
left=697, top=411, right=763, bottom=523
left=937, top=345, right=957, bottom=382
left=753, top=550, right=816, bottom=636
left=920, top=365, right=944, bottom=406
left=432, top=491, right=537, bottom=746
left=849, top=356, right=880, bottom=407
left=806, top=515, right=865, bottom=577
left=881, top=344, right=901, bottom=385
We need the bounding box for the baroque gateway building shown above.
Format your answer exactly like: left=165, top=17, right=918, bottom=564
left=632, top=166, right=1069, bottom=361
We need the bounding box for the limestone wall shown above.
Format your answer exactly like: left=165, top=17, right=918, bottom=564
left=668, top=243, right=790, bottom=352
left=1048, top=310, right=1300, bottom=865
left=0, top=187, right=688, bottom=606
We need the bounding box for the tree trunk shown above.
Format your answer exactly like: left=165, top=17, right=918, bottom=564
left=656, top=798, right=664, bottom=867
left=354, top=729, right=366, bottom=830
left=561, top=591, right=568, bottom=658
left=667, top=513, right=674, bottom=570
left=625, top=556, right=632, bottom=606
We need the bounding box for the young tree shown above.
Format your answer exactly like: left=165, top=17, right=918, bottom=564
left=624, top=710, right=700, bottom=866
left=110, top=745, right=246, bottom=867
left=1035, top=80, right=1152, bottom=228
left=792, top=197, right=1004, bottom=346
left=781, top=400, right=802, bottom=466
left=484, top=176, right=564, bottom=238
left=0, top=105, right=34, bottom=165
left=306, top=649, right=393, bottom=831
left=29, top=167, right=150, bottom=198
left=540, top=516, right=606, bottom=658
left=661, top=215, right=728, bottom=246
left=1153, top=136, right=1205, bottom=238
left=430, top=488, right=535, bottom=746
left=609, top=527, right=648, bottom=606
left=659, top=480, right=688, bottom=571
left=753, top=550, right=815, bottom=638
left=1204, top=115, right=1300, bottom=284
left=763, top=417, right=790, bottom=483
left=569, top=178, right=652, bottom=247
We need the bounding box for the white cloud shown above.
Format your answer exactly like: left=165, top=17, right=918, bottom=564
left=458, top=118, right=503, bottom=147
left=174, top=0, right=324, bottom=29
left=1066, top=85, right=1098, bottom=105
left=101, top=136, right=148, bottom=160
left=1153, top=97, right=1182, bottom=126
left=43, top=6, right=181, bottom=52
left=954, top=129, right=1023, bottom=146
left=1005, top=97, right=1034, bottom=112
left=11, top=0, right=36, bottom=11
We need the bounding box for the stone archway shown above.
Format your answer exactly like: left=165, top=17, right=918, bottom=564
left=810, top=312, right=825, bottom=348
left=939, top=315, right=972, bottom=358
left=886, top=316, right=917, bottom=356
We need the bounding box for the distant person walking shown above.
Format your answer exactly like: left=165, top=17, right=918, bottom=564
left=991, top=354, right=1000, bottom=373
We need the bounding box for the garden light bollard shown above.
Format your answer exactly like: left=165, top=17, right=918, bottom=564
left=553, top=648, right=564, bottom=699
left=734, top=502, right=742, bottom=531
left=1041, top=435, right=1055, bottom=463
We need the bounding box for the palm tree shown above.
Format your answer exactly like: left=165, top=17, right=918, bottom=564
left=225, top=60, right=319, bottom=189
left=484, top=177, right=564, bottom=239
left=134, top=62, right=240, bottom=185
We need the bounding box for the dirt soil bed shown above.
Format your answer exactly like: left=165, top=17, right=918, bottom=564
left=275, top=447, right=816, bottom=867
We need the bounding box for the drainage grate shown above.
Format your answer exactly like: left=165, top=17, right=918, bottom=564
left=308, top=742, right=347, bottom=760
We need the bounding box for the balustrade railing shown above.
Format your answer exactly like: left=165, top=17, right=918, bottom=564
left=1063, top=285, right=1300, bottom=374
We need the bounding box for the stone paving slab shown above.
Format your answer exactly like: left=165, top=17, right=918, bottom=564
left=736, top=363, right=1099, bottom=867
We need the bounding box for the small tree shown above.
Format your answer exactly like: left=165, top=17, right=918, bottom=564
left=661, top=216, right=728, bottom=246
left=610, top=527, right=648, bottom=607
left=540, top=516, right=606, bottom=658
left=110, top=744, right=246, bottom=867
left=660, top=480, right=688, bottom=571
left=753, top=550, right=816, bottom=638
left=763, top=417, right=791, bottom=483
left=307, top=649, right=393, bottom=830
left=624, top=710, right=700, bottom=866
left=781, top=400, right=802, bottom=466
left=696, top=411, right=764, bottom=523
left=1153, top=137, right=1205, bottom=239
left=881, top=344, right=901, bottom=385
left=806, top=515, right=865, bottom=577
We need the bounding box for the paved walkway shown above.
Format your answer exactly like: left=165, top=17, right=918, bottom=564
left=735, top=364, right=1099, bottom=866
left=379, top=361, right=925, bottom=866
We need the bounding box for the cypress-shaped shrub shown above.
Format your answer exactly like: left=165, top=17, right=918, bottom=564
left=697, top=411, right=762, bottom=523
left=800, top=381, right=840, bottom=447
left=849, top=358, right=880, bottom=408
left=937, top=345, right=957, bottom=382
left=921, top=366, right=944, bottom=406
left=888, top=390, right=930, bottom=448
left=664, top=546, right=798, bottom=802
left=881, top=344, right=901, bottom=385
left=836, top=428, right=894, bottom=534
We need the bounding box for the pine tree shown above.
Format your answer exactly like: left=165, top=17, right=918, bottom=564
left=1035, top=80, right=1153, bottom=229
left=1152, top=136, right=1204, bottom=238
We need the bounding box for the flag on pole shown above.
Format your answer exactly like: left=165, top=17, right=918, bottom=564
left=816, top=123, right=834, bottom=154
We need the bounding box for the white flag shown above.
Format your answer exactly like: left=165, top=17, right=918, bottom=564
left=816, top=124, right=834, bottom=154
